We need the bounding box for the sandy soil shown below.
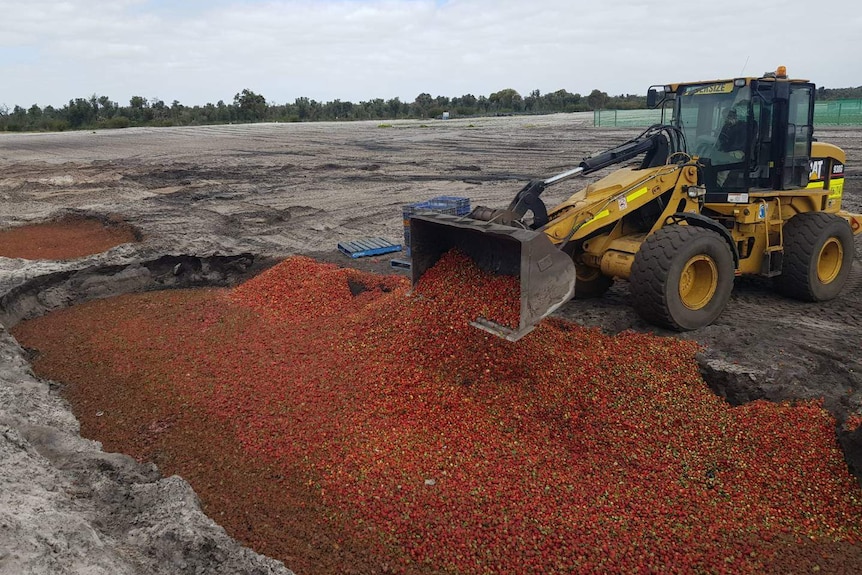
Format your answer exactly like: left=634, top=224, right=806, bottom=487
left=0, top=114, right=860, bottom=573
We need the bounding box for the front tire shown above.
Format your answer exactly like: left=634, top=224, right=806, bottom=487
left=630, top=226, right=735, bottom=330
left=774, top=212, right=854, bottom=301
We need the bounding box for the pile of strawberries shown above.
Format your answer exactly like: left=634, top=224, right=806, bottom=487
left=13, top=253, right=862, bottom=574
left=0, top=215, right=138, bottom=260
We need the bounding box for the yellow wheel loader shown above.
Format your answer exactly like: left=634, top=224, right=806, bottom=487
left=410, top=67, right=862, bottom=340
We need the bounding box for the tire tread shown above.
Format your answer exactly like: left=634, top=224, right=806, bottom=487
left=776, top=212, right=854, bottom=301
left=630, top=226, right=733, bottom=330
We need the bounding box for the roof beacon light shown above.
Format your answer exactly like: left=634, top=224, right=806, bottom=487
left=777, top=66, right=787, bottom=78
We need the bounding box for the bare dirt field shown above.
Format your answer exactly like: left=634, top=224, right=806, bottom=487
left=1, top=114, right=861, bottom=573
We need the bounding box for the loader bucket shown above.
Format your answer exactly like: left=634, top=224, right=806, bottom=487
left=410, top=212, right=576, bottom=341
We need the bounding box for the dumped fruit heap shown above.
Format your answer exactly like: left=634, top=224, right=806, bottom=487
left=0, top=215, right=138, bottom=260
left=12, top=252, right=862, bottom=574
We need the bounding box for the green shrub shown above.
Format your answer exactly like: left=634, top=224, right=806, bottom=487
left=47, top=120, right=69, bottom=131
left=106, top=116, right=131, bottom=129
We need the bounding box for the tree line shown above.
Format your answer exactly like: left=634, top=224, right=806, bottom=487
left=1, top=85, right=860, bottom=133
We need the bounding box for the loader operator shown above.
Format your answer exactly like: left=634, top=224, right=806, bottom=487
left=715, top=108, right=746, bottom=187
left=717, top=109, right=746, bottom=158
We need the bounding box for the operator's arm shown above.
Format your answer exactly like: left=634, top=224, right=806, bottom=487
left=717, top=123, right=745, bottom=159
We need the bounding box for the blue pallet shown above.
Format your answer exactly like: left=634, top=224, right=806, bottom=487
left=337, top=237, right=402, bottom=258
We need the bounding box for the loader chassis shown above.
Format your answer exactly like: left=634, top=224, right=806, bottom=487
left=410, top=68, right=862, bottom=338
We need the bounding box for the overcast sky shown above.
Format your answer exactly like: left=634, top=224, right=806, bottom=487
left=2, top=0, right=860, bottom=110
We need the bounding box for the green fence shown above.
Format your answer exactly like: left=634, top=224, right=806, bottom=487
left=595, top=99, right=862, bottom=127
left=813, top=99, right=862, bottom=125
left=593, top=109, right=665, bottom=127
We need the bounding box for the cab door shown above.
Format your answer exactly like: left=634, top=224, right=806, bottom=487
left=783, top=83, right=815, bottom=190
left=750, top=80, right=815, bottom=191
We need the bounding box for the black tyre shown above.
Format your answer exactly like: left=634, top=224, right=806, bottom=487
left=573, top=264, right=613, bottom=299
left=630, top=226, right=735, bottom=331
left=774, top=212, right=854, bottom=301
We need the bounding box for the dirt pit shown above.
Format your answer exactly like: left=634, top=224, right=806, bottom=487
left=12, top=256, right=862, bottom=574
left=1, top=116, right=861, bottom=574
left=0, top=213, right=140, bottom=260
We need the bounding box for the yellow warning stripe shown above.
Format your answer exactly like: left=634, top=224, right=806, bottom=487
left=807, top=180, right=843, bottom=199
left=626, top=187, right=648, bottom=203
left=591, top=209, right=610, bottom=221
left=590, top=186, right=649, bottom=223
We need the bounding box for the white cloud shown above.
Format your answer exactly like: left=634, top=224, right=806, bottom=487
left=0, top=0, right=858, bottom=109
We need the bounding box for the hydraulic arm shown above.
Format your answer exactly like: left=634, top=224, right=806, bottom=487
left=473, top=125, right=681, bottom=229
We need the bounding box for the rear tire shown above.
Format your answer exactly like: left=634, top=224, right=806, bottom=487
left=630, top=226, right=735, bottom=330
left=774, top=212, right=854, bottom=301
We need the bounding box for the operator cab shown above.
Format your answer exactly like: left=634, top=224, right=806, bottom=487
left=651, top=67, right=816, bottom=201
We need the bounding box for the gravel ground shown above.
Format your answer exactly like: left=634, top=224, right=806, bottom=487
left=0, top=114, right=860, bottom=573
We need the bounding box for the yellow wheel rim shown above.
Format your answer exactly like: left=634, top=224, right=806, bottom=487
left=817, top=238, right=843, bottom=284
left=679, top=255, right=718, bottom=310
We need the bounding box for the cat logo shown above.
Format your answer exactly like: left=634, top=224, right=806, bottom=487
left=809, top=159, right=824, bottom=181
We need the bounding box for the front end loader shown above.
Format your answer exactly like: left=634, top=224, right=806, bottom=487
left=410, top=67, right=862, bottom=340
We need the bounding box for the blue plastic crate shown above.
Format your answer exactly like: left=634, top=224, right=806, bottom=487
left=427, top=196, right=471, bottom=216
left=337, top=237, right=402, bottom=258
left=402, top=196, right=471, bottom=256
